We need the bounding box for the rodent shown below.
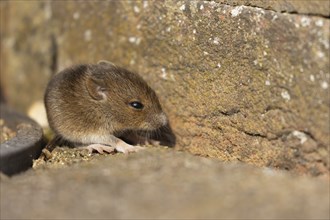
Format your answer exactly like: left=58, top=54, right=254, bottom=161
left=44, top=60, right=168, bottom=153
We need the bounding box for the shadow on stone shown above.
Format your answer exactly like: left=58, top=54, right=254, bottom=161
left=119, top=122, right=176, bottom=148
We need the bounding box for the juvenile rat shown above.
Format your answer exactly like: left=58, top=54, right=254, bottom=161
left=44, top=61, right=167, bottom=154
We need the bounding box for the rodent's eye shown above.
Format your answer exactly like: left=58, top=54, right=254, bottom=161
left=129, top=101, right=144, bottom=110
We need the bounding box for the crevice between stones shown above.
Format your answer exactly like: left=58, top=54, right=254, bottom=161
left=285, top=11, right=329, bottom=19
left=219, top=108, right=240, bottom=116
left=236, top=126, right=321, bottom=148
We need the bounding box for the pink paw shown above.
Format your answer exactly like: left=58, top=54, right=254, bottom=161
left=86, top=144, right=115, bottom=154
left=114, top=144, right=145, bottom=154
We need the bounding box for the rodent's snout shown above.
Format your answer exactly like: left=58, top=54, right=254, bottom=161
left=140, top=112, right=168, bottom=131
left=159, top=113, right=168, bottom=125
left=156, top=112, right=168, bottom=127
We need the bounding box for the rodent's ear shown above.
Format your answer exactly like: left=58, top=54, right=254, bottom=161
left=97, top=60, right=116, bottom=68
left=86, top=77, right=107, bottom=101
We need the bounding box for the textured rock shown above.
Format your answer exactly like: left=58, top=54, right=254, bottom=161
left=0, top=2, right=54, bottom=111
left=217, top=0, right=330, bottom=17
left=1, top=1, right=329, bottom=175
left=1, top=149, right=329, bottom=219
left=0, top=105, right=44, bottom=176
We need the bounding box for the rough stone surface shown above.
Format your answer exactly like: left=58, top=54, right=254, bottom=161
left=1, top=149, right=329, bottom=219
left=217, top=0, right=330, bottom=17
left=1, top=1, right=329, bottom=176
left=0, top=2, right=54, bottom=111
left=0, top=105, right=44, bottom=176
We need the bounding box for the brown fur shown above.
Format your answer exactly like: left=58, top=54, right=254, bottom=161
left=44, top=62, right=167, bottom=145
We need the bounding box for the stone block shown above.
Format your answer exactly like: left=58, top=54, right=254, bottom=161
left=1, top=1, right=329, bottom=175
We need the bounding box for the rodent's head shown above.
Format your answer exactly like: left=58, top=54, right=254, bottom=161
left=85, top=61, right=167, bottom=133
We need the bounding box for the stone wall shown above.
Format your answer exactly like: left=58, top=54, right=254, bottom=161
left=1, top=1, right=329, bottom=176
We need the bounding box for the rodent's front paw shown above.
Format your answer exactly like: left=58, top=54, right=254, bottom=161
left=86, top=144, right=115, bottom=154
left=114, top=144, right=145, bottom=154
left=145, top=139, right=161, bottom=146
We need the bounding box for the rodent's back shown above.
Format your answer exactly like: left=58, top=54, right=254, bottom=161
left=45, top=65, right=106, bottom=142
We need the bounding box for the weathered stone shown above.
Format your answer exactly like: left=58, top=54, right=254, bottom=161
left=217, top=0, right=330, bottom=17
left=1, top=149, right=329, bottom=219
left=1, top=1, right=329, bottom=175
left=0, top=2, right=54, bottom=111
